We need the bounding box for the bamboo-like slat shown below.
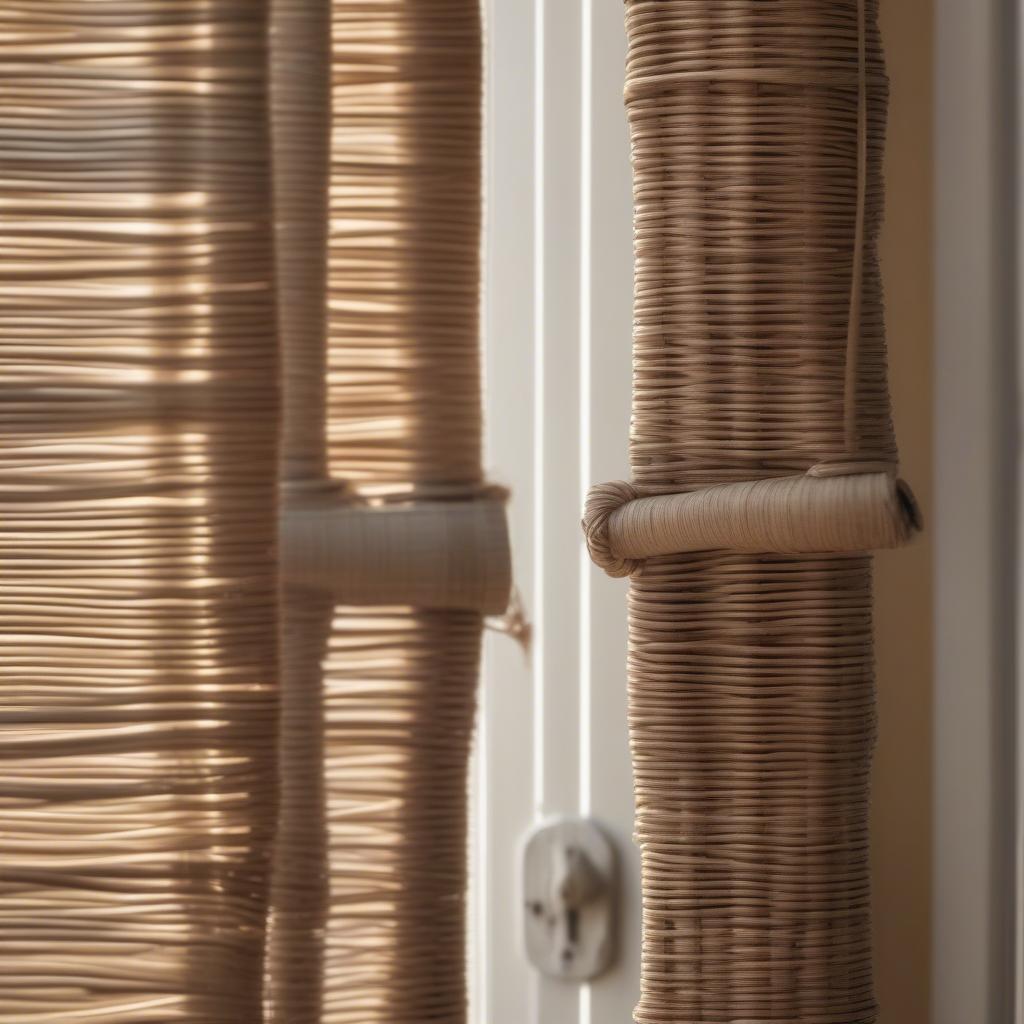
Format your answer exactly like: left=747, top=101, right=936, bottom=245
left=320, top=6, right=492, bottom=1017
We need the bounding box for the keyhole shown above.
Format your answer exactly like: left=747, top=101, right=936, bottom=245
left=567, top=907, right=579, bottom=946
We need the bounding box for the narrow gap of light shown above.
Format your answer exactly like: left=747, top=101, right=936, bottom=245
left=580, top=9, right=597, bottom=1016
left=580, top=981, right=593, bottom=1024
left=578, top=0, right=594, bottom=831
left=471, top=680, right=490, bottom=1023
left=475, top=6, right=496, bottom=1017
left=532, top=0, right=546, bottom=821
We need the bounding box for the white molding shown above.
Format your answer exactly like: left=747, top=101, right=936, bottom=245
left=478, top=0, right=539, bottom=1019
left=477, top=0, right=640, bottom=1019
left=933, top=1, right=1017, bottom=1021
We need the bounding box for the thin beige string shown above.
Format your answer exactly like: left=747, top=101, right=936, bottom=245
left=603, top=2, right=908, bottom=1022
left=485, top=585, right=532, bottom=650
left=845, top=0, right=869, bottom=451
left=0, top=3, right=279, bottom=1021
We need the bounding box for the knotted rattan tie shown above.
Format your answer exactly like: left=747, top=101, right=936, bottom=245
left=583, top=472, right=921, bottom=578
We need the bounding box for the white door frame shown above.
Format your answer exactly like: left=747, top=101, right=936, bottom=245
left=474, top=1, right=639, bottom=1022
left=933, top=1, right=1019, bottom=1021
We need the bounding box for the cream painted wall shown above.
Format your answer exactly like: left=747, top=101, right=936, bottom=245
left=873, top=1, right=934, bottom=1021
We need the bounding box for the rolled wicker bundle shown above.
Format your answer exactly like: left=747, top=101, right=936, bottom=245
left=587, top=1, right=918, bottom=1021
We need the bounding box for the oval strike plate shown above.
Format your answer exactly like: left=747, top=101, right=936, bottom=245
left=522, top=817, right=616, bottom=982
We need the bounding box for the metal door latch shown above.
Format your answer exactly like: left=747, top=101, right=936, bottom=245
left=522, top=818, right=616, bottom=981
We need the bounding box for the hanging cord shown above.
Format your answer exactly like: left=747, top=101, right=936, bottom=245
left=485, top=585, right=532, bottom=651
left=844, top=0, right=868, bottom=452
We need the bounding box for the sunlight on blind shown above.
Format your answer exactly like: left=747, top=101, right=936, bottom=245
left=0, top=4, right=279, bottom=1020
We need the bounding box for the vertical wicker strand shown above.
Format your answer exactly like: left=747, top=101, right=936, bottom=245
left=844, top=0, right=869, bottom=452
left=267, top=1, right=333, bottom=1021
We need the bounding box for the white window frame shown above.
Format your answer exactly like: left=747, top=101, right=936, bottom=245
left=472, top=1, right=640, bottom=1021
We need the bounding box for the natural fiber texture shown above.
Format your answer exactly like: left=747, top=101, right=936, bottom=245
left=609, top=1, right=910, bottom=1021
left=325, top=0, right=485, bottom=500
left=320, top=606, right=482, bottom=1023
left=282, top=496, right=512, bottom=612
left=268, top=1, right=491, bottom=1021
left=584, top=473, right=920, bottom=576
left=0, top=3, right=279, bottom=1021
left=4, top=2, right=492, bottom=1020
left=320, top=5, right=487, bottom=1016
left=626, top=1, right=895, bottom=490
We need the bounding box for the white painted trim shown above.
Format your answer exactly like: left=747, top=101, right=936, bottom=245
left=579, top=1, right=640, bottom=1020
left=478, top=0, right=538, bottom=1019
left=477, top=0, right=640, bottom=1019
left=933, top=1, right=1017, bottom=1021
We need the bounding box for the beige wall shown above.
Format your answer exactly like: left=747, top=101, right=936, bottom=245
left=873, top=1, right=934, bottom=1021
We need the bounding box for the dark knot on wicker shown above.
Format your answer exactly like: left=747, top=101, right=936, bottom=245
left=582, top=480, right=642, bottom=578
left=583, top=472, right=922, bottom=579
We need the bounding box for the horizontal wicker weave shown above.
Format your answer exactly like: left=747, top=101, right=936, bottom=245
left=586, top=1, right=916, bottom=1021
left=268, top=1, right=492, bottom=1021
left=2, top=2, right=494, bottom=1021
left=0, top=3, right=279, bottom=1020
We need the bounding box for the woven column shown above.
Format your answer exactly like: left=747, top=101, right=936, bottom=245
left=268, top=2, right=508, bottom=1022
left=584, top=2, right=919, bottom=1021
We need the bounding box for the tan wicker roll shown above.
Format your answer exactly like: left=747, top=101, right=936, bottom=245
left=590, top=2, right=919, bottom=1021
left=584, top=473, right=920, bottom=576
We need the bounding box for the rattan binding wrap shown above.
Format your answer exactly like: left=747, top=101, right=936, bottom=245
left=585, top=2, right=919, bottom=1021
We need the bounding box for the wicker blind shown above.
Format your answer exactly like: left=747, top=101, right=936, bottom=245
left=584, top=1, right=919, bottom=1021
left=1, top=1, right=503, bottom=1022
left=0, top=3, right=280, bottom=1020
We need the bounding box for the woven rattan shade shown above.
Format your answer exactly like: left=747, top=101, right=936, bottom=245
left=0, top=2, right=280, bottom=1019
left=268, top=1, right=492, bottom=1021
left=2, top=1, right=496, bottom=1021
left=321, top=6, right=487, bottom=1016
left=583, top=1, right=916, bottom=1021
